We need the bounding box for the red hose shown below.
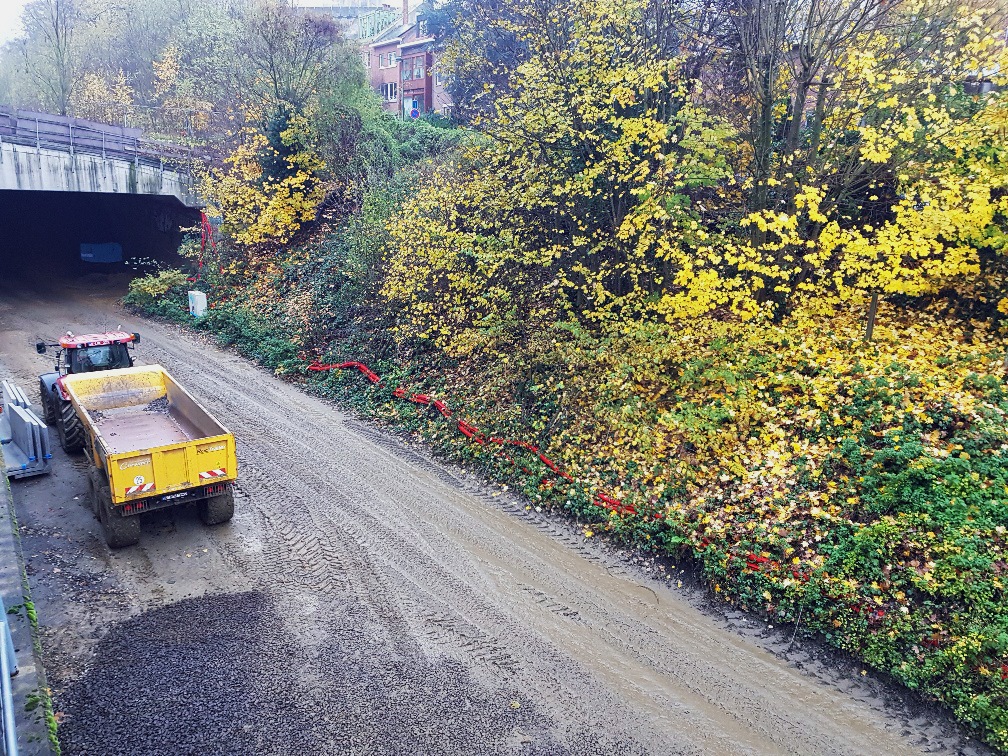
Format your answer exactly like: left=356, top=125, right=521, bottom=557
left=308, top=359, right=636, bottom=515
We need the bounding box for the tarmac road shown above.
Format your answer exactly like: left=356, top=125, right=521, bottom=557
left=0, top=274, right=991, bottom=755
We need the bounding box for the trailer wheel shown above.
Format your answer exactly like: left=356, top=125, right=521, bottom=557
left=57, top=399, right=85, bottom=453
left=87, top=468, right=104, bottom=516
left=38, top=380, right=56, bottom=425
left=199, top=487, right=234, bottom=526
left=97, top=478, right=139, bottom=548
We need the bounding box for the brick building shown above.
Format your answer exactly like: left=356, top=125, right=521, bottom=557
left=363, top=2, right=452, bottom=118
left=299, top=0, right=452, bottom=118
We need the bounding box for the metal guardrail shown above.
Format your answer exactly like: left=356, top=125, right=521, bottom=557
left=0, top=595, right=18, bottom=756
left=0, top=105, right=199, bottom=175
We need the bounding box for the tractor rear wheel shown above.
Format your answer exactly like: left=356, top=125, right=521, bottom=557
left=96, top=476, right=139, bottom=548
left=57, top=399, right=85, bottom=453
left=38, top=380, right=56, bottom=425
left=199, top=487, right=234, bottom=526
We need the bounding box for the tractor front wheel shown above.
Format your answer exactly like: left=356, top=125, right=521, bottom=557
left=38, top=379, right=56, bottom=425
left=57, top=399, right=85, bottom=453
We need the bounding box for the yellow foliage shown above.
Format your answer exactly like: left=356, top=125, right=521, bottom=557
left=71, top=70, right=133, bottom=123
left=387, top=0, right=1008, bottom=356
left=202, top=116, right=327, bottom=247
left=153, top=45, right=213, bottom=130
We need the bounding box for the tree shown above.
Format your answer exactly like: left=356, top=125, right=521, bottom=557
left=238, top=1, right=350, bottom=114
left=425, top=0, right=527, bottom=124
left=19, top=0, right=82, bottom=114
left=386, top=0, right=1008, bottom=353
left=70, top=68, right=134, bottom=123
left=384, top=0, right=736, bottom=356
left=202, top=114, right=327, bottom=247
left=714, top=0, right=1008, bottom=313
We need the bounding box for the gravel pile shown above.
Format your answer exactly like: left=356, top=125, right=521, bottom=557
left=57, top=592, right=608, bottom=756
left=143, top=397, right=170, bottom=414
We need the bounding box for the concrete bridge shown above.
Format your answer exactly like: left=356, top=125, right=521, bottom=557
left=0, top=106, right=202, bottom=208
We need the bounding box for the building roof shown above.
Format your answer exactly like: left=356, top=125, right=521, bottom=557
left=367, top=1, right=440, bottom=47
left=371, top=22, right=410, bottom=44
left=400, top=37, right=434, bottom=50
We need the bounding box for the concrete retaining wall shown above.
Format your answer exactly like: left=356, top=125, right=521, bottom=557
left=0, top=449, right=57, bottom=754
left=0, top=141, right=199, bottom=208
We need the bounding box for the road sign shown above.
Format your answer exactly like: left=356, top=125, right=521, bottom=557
left=410, top=108, right=420, bottom=119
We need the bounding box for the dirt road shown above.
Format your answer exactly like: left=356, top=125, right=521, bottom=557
left=0, top=275, right=989, bottom=755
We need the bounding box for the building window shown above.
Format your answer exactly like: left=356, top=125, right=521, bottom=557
left=382, top=82, right=398, bottom=102
left=414, top=57, right=423, bottom=79
left=363, top=52, right=371, bottom=68
left=442, top=105, right=453, bottom=117
left=434, top=71, right=443, bottom=86
left=403, top=59, right=413, bottom=81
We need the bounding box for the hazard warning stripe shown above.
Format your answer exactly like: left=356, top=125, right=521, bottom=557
left=125, top=482, right=155, bottom=495
left=199, top=469, right=226, bottom=479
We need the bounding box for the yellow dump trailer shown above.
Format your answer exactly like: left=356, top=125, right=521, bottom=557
left=61, top=365, right=237, bottom=547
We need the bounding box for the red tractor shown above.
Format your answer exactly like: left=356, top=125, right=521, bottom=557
left=36, top=330, right=140, bottom=452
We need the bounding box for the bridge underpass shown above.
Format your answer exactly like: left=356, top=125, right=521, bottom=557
left=0, top=189, right=201, bottom=279
left=0, top=107, right=204, bottom=281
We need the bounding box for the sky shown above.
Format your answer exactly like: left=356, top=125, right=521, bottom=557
left=0, top=0, right=26, bottom=45
left=0, top=0, right=408, bottom=46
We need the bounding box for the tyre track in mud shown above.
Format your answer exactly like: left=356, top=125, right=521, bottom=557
left=0, top=279, right=992, bottom=755
left=141, top=336, right=786, bottom=751
left=138, top=338, right=668, bottom=747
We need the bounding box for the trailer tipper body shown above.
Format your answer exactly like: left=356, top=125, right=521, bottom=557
left=61, top=365, right=237, bottom=547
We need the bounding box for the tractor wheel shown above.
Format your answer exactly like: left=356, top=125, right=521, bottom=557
left=96, top=477, right=139, bottom=548
left=199, top=487, right=235, bottom=526
left=38, top=380, right=56, bottom=425
left=57, top=399, right=85, bottom=453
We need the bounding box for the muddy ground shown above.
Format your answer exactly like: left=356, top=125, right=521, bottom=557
left=0, top=274, right=992, bottom=755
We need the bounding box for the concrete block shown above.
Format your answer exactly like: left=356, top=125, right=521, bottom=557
left=3, top=401, right=51, bottom=479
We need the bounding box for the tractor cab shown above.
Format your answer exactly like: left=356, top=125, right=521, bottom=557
left=36, top=330, right=142, bottom=442
left=37, top=331, right=140, bottom=377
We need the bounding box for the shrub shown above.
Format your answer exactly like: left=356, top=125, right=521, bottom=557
left=123, top=269, right=189, bottom=321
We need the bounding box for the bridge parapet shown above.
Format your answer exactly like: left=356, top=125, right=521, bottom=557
left=0, top=107, right=199, bottom=170
left=0, top=106, right=204, bottom=208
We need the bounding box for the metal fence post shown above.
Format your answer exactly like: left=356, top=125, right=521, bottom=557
left=0, top=594, right=19, bottom=756
left=0, top=645, right=15, bottom=756
left=0, top=598, right=15, bottom=677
